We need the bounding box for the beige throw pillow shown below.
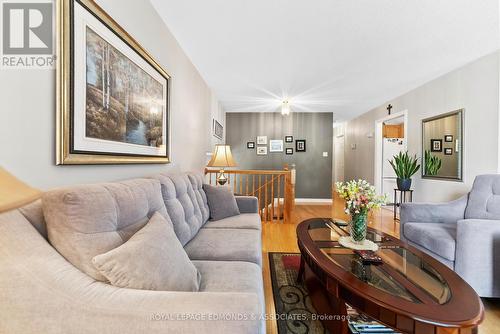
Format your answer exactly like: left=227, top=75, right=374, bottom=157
left=92, top=212, right=201, bottom=291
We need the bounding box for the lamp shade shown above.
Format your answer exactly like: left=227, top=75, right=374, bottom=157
left=0, top=167, right=41, bottom=213
left=207, top=145, right=237, bottom=168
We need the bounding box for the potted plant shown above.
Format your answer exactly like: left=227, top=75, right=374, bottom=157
left=424, top=150, right=442, bottom=176
left=389, top=151, right=420, bottom=191
left=335, top=180, right=386, bottom=244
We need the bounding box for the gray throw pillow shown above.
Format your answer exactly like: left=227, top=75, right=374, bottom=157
left=202, top=184, right=241, bottom=221
left=92, top=212, right=201, bottom=292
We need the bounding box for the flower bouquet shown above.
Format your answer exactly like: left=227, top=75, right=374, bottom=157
left=335, top=180, right=387, bottom=244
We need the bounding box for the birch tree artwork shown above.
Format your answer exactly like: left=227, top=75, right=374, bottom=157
left=85, top=27, right=164, bottom=147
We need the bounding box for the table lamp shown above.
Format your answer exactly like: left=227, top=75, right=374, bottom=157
left=206, top=145, right=237, bottom=185
left=0, top=167, right=41, bottom=213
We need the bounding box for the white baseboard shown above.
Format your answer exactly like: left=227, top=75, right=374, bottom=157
left=295, top=198, right=333, bottom=205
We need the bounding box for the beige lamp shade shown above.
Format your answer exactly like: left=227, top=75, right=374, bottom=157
left=0, top=167, right=41, bottom=213
left=207, top=145, right=237, bottom=167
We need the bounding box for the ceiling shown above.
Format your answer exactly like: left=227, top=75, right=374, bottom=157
left=150, top=0, right=499, bottom=120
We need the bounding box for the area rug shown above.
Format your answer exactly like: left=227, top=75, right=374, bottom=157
left=268, top=252, right=327, bottom=334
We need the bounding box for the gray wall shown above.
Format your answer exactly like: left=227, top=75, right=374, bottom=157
left=226, top=112, right=333, bottom=199
left=344, top=52, right=499, bottom=202
left=0, top=0, right=224, bottom=189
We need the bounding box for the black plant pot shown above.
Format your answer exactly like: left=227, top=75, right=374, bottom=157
left=397, top=178, right=412, bottom=191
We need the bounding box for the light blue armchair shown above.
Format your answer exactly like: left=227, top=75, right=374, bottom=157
left=400, top=175, right=500, bottom=297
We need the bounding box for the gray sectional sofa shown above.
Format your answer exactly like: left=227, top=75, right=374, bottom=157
left=400, top=174, right=500, bottom=298
left=0, top=172, right=264, bottom=334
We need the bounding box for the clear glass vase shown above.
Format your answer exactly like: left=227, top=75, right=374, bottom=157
left=350, top=212, right=368, bottom=244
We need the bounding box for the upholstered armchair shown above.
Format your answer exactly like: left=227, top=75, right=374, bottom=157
left=400, top=175, right=500, bottom=297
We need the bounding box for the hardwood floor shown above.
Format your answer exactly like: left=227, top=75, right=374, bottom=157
left=262, top=198, right=500, bottom=334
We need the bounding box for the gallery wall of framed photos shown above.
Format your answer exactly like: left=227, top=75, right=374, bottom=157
left=225, top=112, right=333, bottom=199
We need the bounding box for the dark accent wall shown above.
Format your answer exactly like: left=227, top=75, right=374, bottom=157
left=226, top=112, right=333, bottom=198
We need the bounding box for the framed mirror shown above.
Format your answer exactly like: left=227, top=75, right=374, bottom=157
left=422, top=109, right=464, bottom=181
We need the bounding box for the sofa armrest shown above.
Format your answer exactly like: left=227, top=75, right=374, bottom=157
left=0, top=210, right=263, bottom=334
left=455, top=219, right=500, bottom=297
left=235, top=196, right=259, bottom=214
left=400, top=195, right=467, bottom=240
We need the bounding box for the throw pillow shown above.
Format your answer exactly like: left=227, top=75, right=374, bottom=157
left=202, top=184, right=240, bottom=221
left=92, top=212, right=201, bottom=291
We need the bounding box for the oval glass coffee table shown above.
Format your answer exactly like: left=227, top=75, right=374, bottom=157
left=296, top=218, right=484, bottom=334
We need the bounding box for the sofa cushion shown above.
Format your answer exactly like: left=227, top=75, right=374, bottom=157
left=187, top=173, right=210, bottom=223
left=42, top=178, right=168, bottom=281
left=203, top=184, right=240, bottom=221
left=404, top=223, right=457, bottom=261
left=203, top=213, right=261, bottom=230
left=92, top=212, right=200, bottom=291
left=193, top=260, right=265, bottom=320
left=184, top=228, right=262, bottom=266
left=465, top=174, right=500, bottom=220
left=152, top=173, right=205, bottom=246
left=193, top=260, right=262, bottom=295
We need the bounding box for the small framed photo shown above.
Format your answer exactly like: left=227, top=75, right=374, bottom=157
left=444, top=135, right=453, bottom=142
left=269, top=139, right=284, bottom=152
left=213, top=120, right=223, bottom=139
left=247, top=142, right=255, bottom=149
left=285, top=148, right=293, bottom=155
left=257, top=136, right=267, bottom=145
left=296, top=139, right=306, bottom=152
left=256, top=146, right=267, bottom=155
left=285, top=135, right=293, bottom=143
left=430, top=139, right=442, bottom=152
left=444, top=148, right=453, bottom=155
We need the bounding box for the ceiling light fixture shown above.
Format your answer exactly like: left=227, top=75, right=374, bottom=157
left=281, top=100, right=290, bottom=116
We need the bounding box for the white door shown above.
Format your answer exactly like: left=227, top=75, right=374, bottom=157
left=334, top=136, right=345, bottom=184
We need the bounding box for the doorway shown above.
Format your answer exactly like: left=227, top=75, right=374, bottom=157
left=374, top=110, right=408, bottom=204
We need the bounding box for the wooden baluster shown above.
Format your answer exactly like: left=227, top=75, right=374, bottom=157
left=208, top=172, right=212, bottom=185
left=239, top=174, right=242, bottom=194
left=264, top=175, right=268, bottom=223
left=253, top=175, right=255, bottom=195
left=246, top=175, right=249, bottom=195
left=271, top=175, right=275, bottom=223
left=258, top=175, right=262, bottom=218
left=277, top=174, right=281, bottom=223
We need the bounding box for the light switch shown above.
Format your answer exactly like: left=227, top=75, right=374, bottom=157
left=322, top=152, right=328, bottom=157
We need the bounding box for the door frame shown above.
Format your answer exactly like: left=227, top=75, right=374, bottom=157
left=374, top=110, right=408, bottom=195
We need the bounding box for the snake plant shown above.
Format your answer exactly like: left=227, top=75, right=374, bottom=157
left=388, top=151, right=420, bottom=179
left=424, top=150, right=442, bottom=176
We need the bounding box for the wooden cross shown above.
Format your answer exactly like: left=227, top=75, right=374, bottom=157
left=387, top=104, right=393, bottom=115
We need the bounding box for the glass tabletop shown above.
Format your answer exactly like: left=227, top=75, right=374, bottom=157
left=308, top=219, right=451, bottom=305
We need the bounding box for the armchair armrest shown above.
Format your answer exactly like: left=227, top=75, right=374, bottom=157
left=235, top=196, right=259, bottom=214
left=455, top=219, right=500, bottom=297
left=0, top=211, right=262, bottom=334
left=400, top=195, right=467, bottom=242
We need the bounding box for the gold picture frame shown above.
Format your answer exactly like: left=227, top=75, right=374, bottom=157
left=56, top=0, right=171, bottom=164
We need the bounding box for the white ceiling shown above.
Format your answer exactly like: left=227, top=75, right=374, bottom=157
left=150, top=0, right=499, bottom=120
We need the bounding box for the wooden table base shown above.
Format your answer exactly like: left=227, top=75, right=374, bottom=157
left=300, top=257, right=479, bottom=334
left=303, top=262, right=349, bottom=334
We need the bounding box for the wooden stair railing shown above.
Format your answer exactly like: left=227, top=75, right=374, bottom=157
left=204, top=167, right=295, bottom=223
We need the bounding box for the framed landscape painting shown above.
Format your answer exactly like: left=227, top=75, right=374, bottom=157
left=57, top=0, right=171, bottom=164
